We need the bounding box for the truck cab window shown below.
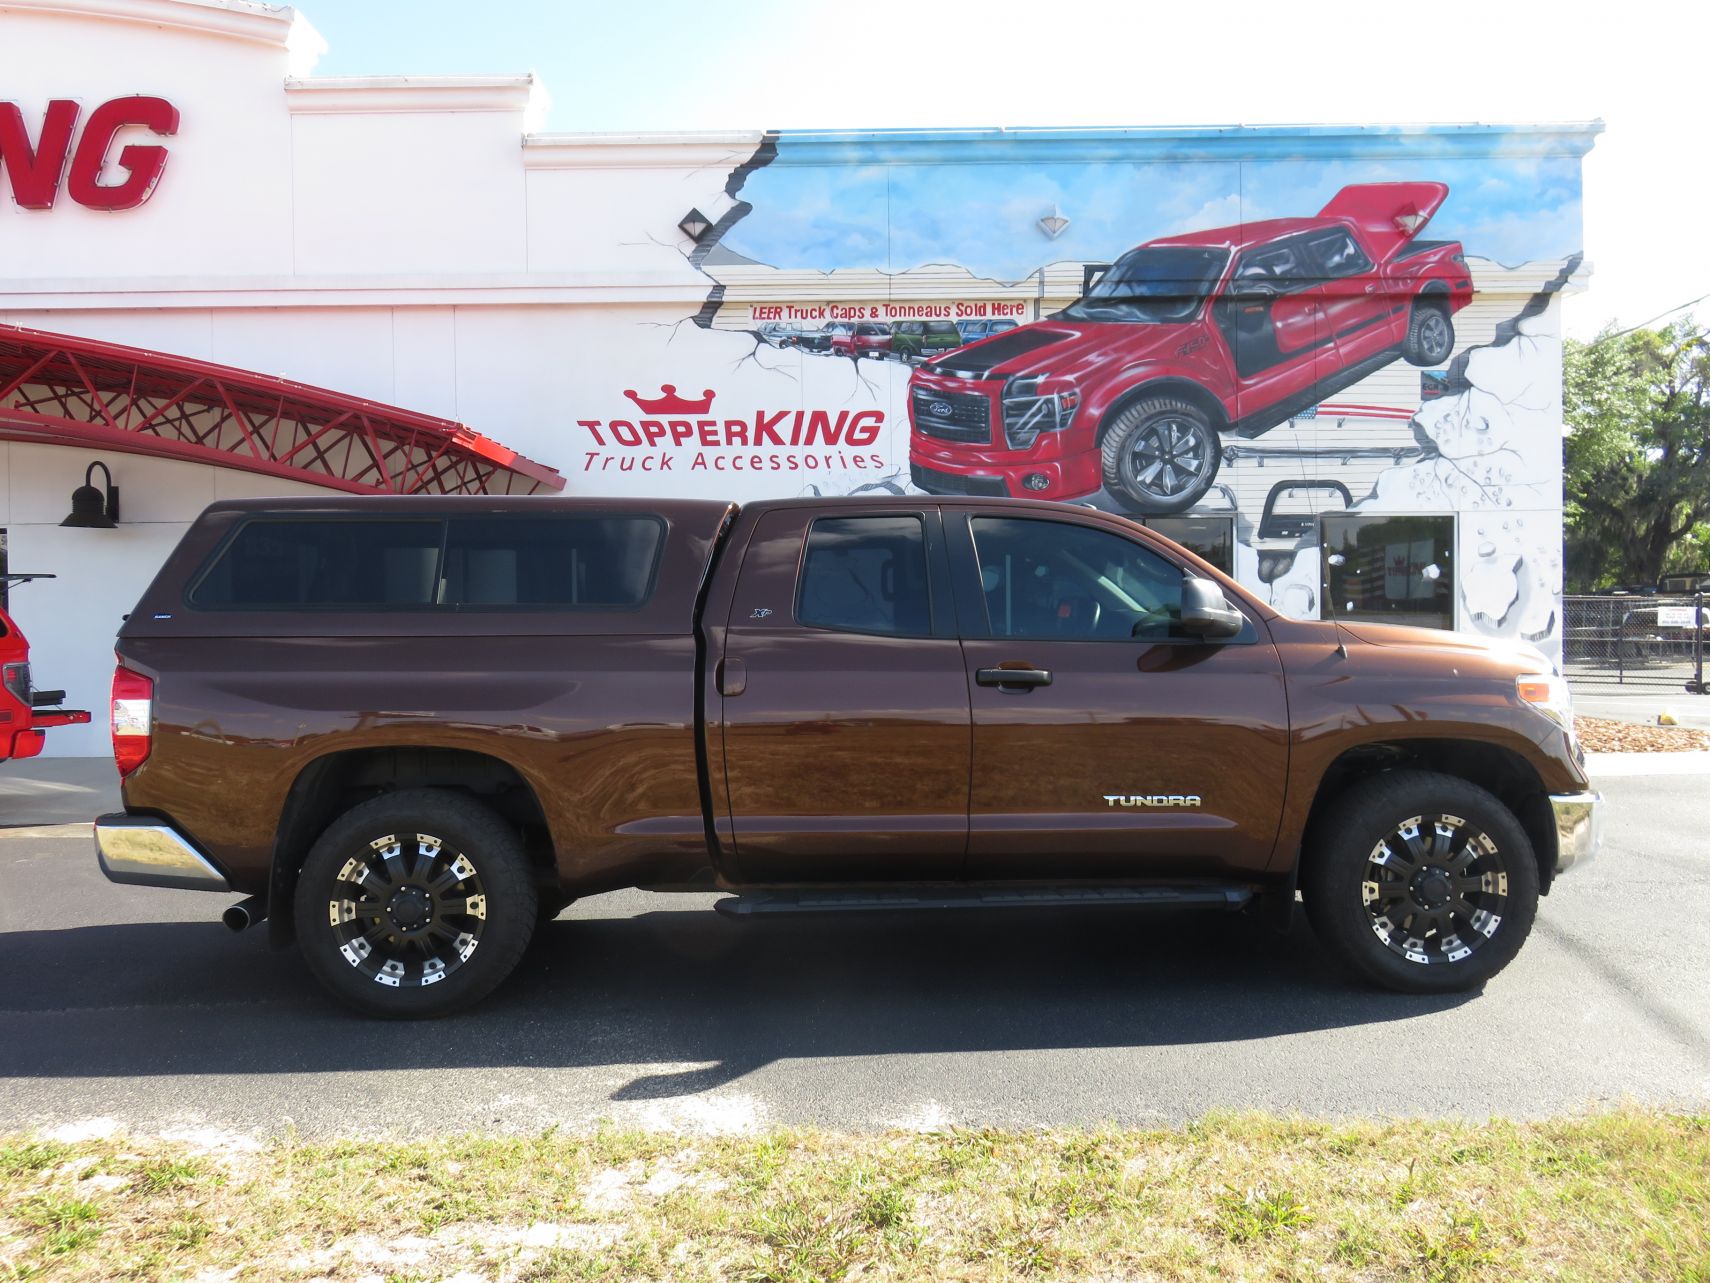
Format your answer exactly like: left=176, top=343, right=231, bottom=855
left=797, top=516, right=931, bottom=636
left=970, top=516, right=1186, bottom=641
left=1302, top=229, right=1373, bottom=279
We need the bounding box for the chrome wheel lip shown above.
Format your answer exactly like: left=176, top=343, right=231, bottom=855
left=1122, top=416, right=1213, bottom=501
left=326, top=831, right=488, bottom=989
left=1361, top=812, right=1508, bottom=967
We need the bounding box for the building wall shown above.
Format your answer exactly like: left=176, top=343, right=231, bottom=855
left=0, top=0, right=1596, bottom=756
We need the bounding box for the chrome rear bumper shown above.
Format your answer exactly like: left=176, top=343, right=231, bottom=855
left=94, top=813, right=230, bottom=892
left=1549, top=791, right=1603, bottom=876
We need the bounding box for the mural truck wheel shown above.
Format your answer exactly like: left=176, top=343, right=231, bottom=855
left=1402, top=300, right=1455, bottom=366
left=1100, top=398, right=1222, bottom=515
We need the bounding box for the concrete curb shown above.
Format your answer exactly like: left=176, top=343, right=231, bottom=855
left=1583, top=750, right=1710, bottom=777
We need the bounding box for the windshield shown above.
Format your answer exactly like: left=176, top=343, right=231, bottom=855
left=1059, top=247, right=1230, bottom=323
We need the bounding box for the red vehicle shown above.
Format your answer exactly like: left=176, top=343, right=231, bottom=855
left=1, top=575, right=90, bottom=762
left=830, top=321, right=894, bottom=359
left=909, top=182, right=1473, bottom=514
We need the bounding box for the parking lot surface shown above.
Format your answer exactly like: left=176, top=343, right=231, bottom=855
left=1, top=768, right=1705, bottom=1137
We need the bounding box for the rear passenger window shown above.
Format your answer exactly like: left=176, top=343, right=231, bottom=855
left=440, top=516, right=661, bottom=608
left=797, top=516, right=931, bottom=636
left=190, top=520, right=441, bottom=609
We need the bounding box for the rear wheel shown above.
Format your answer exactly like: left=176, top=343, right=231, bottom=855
left=1100, top=397, right=1222, bottom=515
left=1302, top=770, right=1538, bottom=993
left=1401, top=300, right=1454, bottom=366
left=293, top=789, right=537, bottom=1018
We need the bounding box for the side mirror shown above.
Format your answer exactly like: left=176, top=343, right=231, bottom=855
left=1180, top=577, right=1244, bottom=640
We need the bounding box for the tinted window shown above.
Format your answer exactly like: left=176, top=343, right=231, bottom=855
left=1302, top=229, right=1374, bottom=279
left=797, top=516, right=931, bottom=636
left=856, top=323, right=890, bottom=336
left=1060, top=247, right=1229, bottom=324
left=970, top=517, right=1187, bottom=641
left=1233, top=241, right=1308, bottom=290
left=926, top=321, right=961, bottom=336
left=1321, top=514, right=1454, bottom=630
left=440, top=516, right=662, bottom=608
left=191, top=520, right=442, bottom=609
left=191, top=515, right=663, bottom=611
left=1144, top=516, right=1235, bottom=575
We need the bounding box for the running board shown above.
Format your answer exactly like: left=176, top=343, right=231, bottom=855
left=713, top=884, right=1254, bottom=918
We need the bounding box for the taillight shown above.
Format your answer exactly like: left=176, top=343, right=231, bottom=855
left=111, top=661, right=154, bottom=778
left=2, top=661, right=28, bottom=704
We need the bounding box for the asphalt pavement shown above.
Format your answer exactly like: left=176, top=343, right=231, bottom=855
left=0, top=763, right=1705, bottom=1137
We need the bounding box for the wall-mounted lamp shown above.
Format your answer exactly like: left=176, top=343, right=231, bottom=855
left=60, top=460, right=119, bottom=528
left=1038, top=205, right=1071, bottom=240
left=678, top=208, right=713, bottom=242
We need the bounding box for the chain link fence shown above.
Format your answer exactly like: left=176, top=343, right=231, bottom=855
left=1562, top=593, right=1707, bottom=693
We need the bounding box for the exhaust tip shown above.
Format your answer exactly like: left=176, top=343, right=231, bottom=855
left=222, top=895, right=266, bottom=932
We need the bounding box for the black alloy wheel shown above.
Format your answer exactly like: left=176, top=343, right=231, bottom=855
left=1303, top=770, right=1539, bottom=994
left=326, top=831, right=489, bottom=990
left=1100, top=396, right=1223, bottom=515
left=295, top=789, right=537, bottom=1017
left=1402, top=302, right=1455, bottom=366
left=1360, top=812, right=1509, bottom=967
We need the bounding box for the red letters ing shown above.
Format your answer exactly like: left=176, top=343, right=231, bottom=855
left=0, top=96, right=179, bottom=211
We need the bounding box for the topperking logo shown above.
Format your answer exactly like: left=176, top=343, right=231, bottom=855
left=575, top=385, right=887, bottom=475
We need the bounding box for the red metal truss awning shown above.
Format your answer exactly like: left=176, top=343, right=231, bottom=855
left=0, top=323, right=565, bottom=495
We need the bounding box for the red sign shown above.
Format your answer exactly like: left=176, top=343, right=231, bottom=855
left=577, top=385, right=887, bottom=475
left=0, top=96, right=179, bottom=212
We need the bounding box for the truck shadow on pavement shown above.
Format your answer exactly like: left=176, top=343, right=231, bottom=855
left=0, top=901, right=1476, bottom=1097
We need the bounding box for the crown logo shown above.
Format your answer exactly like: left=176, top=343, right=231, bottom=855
left=623, top=384, right=716, bottom=415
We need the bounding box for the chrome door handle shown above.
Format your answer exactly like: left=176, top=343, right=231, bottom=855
left=976, top=666, right=1052, bottom=690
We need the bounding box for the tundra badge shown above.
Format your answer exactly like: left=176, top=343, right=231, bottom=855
left=1105, top=794, right=1202, bottom=807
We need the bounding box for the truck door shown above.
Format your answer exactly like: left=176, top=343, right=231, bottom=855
left=1214, top=236, right=1335, bottom=416
left=1299, top=226, right=1394, bottom=368
left=717, top=506, right=971, bottom=882
left=947, top=509, right=1289, bottom=880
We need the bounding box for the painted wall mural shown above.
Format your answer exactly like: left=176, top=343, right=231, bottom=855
left=572, top=127, right=1590, bottom=660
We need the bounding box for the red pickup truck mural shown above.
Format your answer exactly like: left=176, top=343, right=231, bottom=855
left=907, top=182, right=1473, bottom=514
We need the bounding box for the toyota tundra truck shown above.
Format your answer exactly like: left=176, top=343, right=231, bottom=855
left=909, top=182, right=1474, bottom=514
left=96, top=495, right=1598, bottom=1017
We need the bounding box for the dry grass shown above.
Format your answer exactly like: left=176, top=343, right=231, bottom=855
left=1, top=1110, right=1706, bottom=1281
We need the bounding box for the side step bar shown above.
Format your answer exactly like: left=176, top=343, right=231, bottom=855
left=714, top=884, right=1254, bottom=918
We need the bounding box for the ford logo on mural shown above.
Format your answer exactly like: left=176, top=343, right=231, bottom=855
left=928, top=401, right=953, bottom=417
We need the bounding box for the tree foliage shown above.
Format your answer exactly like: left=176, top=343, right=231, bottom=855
left=1563, top=319, right=1710, bottom=590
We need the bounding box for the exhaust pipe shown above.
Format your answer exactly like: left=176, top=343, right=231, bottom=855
left=222, top=895, right=267, bottom=933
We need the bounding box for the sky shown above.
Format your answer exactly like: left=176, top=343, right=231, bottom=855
left=300, top=0, right=1707, bottom=339
left=721, top=151, right=1585, bottom=282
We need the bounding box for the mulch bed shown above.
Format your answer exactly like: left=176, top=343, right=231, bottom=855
left=1574, top=715, right=1710, bottom=753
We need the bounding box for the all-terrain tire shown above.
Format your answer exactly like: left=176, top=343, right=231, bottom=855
left=1099, top=397, right=1222, bottom=515
left=1302, top=770, right=1539, bottom=994
left=1401, top=299, right=1455, bottom=367
left=293, top=789, right=538, bottom=1018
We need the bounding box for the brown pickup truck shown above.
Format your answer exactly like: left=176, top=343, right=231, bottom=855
left=96, top=495, right=1600, bottom=1016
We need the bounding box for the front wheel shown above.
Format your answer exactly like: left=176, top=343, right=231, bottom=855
left=1401, top=301, right=1454, bottom=366
left=1099, top=397, right=1223, bottom=515
left=293, top=789, right=538, bottom=1018
left=1302, top=770, right=1539, bottom=994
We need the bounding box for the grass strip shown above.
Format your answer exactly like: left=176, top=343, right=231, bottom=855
left=1, top=1110, right=1705, bottom=1281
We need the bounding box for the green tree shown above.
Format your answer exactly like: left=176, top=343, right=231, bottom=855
left=1563, top=319, right=1710, bottom=590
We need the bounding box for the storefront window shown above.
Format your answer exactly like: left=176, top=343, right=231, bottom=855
left=1320, top=514, right=1455, bottom=630
left=1143, top=516, right=1235, bottom=575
